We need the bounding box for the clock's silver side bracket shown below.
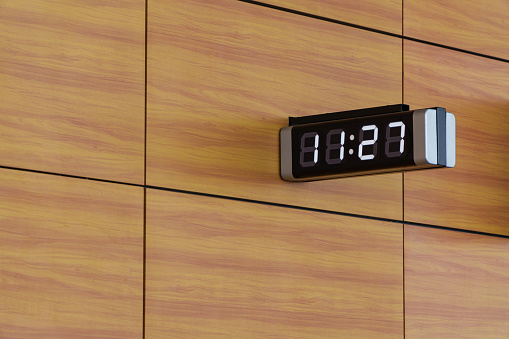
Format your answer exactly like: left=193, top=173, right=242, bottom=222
left=280, top=126, right=296, bottom=181
left=413, top=108, right=456, bottom=167
left=446, top=112, right=456, bottom=167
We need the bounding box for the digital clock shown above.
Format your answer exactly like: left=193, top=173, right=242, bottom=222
left=280, top=106, right=455, bottom=181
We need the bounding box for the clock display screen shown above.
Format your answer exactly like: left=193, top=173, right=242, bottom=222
left=290, top=111, right=415, bottom=179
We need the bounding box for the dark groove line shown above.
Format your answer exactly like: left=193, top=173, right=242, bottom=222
left=144, top=0, right=149, bottom=188
left=0, top=165, right=144, bottom=188
left=237, top=0, right=402, bottom=38
left=142, top=0, right=148, bottom=337
left=237, top=0, right=509, bottom=64
left=404, top=36, right=509, bottom=63
left=145, top=184, right=401, bottom=224
left=145, top=184, right=509, bottom=240
left=2, top=164, right=508, bottom=240
left=401, top=0, right=405, bottom=336
left=401, top=222, right=509, bottom=240
left=402, top=222, right=406, bottom=339
left=142, top=187, right=147, bottom=339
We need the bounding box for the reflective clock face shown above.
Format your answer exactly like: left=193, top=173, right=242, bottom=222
left=292, top=111, right=414, bottom=179
left=280, top=108, right=455, bottom=181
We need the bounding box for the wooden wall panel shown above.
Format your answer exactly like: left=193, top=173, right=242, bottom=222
left=258, top=0, right=402, bottom=34
left=0, top=169, right=144, bottom=338
left=0, top=0, right=145, bottom=184
left=405, top=0, right=509, bottom=60
left=146, top=189, right=403, bottom=338
left=404, top=41, right=509, bottom=236
left=405, top=226, right=509, bottom=338
left=147, top=0, right=403, bottom=220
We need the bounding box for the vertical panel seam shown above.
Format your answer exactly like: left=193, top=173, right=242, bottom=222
left=143, top=0, right=148, bottom=338
left=402, top=2, right=406, bottom=335
left=143, top=187, right=147, bottom=339
left=403, top=224, right=406, bottom=339
left=144, top=0, right=148, bottom=187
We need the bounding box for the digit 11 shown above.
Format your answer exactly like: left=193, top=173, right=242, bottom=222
left=300, top=132, right=319, bottom=167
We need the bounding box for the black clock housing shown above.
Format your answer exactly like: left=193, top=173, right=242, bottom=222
left=280, top=105, right=455, bottom=181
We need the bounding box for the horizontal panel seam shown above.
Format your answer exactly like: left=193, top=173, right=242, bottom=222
left=2, top=165, right=508, bottom=240
left=237, top=0, right=402, bottom=38
left=0, top=165, right=143, bottom=188
left=237, top=0, right=509, bottom=64
left=404, top=36, right=509, bottom=63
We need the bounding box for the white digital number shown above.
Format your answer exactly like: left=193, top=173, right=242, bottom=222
left=358, top=125, right=378, bottom=160
left=300, top=132, right=319, bottom=167
left=325, top=129, right=345, bottom=164
left=385, top=121, right=405, bottom=157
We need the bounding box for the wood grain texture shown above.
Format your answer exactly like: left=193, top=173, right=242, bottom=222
left=146, top=189, right=403, bottom=338
left=404, top=41, right=509, bottom=236
left=405, top=226, right=509, bottom=338
left=405, top=0, right=509, bottom=60
left=0, top=0, right=145, bottom=184
left=0, top=169, right=144, bottom=338
left=262, top=0, right=402, bottom=34
left=147, top=0, right=403, bottom=220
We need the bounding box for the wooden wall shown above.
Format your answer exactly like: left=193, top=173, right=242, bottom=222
left=1, top=0, right=508, bottom=337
